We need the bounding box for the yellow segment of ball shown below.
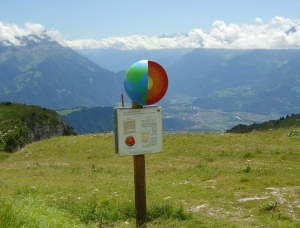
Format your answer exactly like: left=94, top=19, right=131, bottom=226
left=148, top=76, right=153, bottom=90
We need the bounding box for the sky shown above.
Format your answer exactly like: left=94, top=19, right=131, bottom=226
left=1, top=0, right=300, bottom=50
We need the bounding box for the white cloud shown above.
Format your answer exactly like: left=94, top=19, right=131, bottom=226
left=66, top=16, right=300, bottom=50
left=255, top=18, right=263, bottom=24
left=0, top=21, right=64, bottom=46
left=64, top=34, right=198, bottom=50
left=1, top=16, right=300, bottom=50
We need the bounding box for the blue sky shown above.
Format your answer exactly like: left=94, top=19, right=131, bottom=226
left=1, top=0, right=300, bottom=49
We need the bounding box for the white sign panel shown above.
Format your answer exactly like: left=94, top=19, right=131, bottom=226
left=114, top=106, right=163, bottom=156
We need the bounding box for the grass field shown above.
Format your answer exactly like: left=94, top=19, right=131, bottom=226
left=1, top=128, right=300, bottom=227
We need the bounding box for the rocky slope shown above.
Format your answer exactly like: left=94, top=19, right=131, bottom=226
left=0, top=102, right=77, bottom=152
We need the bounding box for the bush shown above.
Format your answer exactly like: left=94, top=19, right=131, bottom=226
left=4, top=135, right=18, bottom=152
left=4, top=127, right=30, bottom=152
left=0, top=101, right=12, bottom=105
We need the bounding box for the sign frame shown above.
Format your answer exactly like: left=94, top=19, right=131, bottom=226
left=114, top=106, right=163, bottom=156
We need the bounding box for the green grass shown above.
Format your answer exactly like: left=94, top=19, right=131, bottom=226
left=56, top=107, right=83, bottom=115
left=1, top=129, right=300, bottom=227
left=0, top=102, right=59, bottom=126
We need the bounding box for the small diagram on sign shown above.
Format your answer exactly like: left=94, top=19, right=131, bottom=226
left=125, top=136, right=135, bottom=147
left=140, top=131, right=150, bottom=144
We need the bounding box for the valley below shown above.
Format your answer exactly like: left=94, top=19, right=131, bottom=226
left=161, top=93, right=280, bottom=133
left=59, top=95, right=281, bottom=135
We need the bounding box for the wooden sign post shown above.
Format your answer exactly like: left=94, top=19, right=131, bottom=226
left=113, top=103, right=163, bottom=227
left=132, top=102, right=147, bottom=227
left=115, top=60, right=168, bottom=227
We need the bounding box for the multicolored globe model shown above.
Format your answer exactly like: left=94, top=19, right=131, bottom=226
left=124, top=60, right=168, bottom=106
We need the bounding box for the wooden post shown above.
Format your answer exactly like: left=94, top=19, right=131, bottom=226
left=134, top=154, right=146, bottom=227
left=121, top=94, right=124, bottom=107
left=132, top=102, right=147, bottom=227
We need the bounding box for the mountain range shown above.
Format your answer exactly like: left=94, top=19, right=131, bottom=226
left=76, top=48, right=191, bottom=73
left=1, top=34, right=300, bottom=132
left=167, top=48, right=300, bottom=115
left=80, top=47, right=300, bottom=115
left=0, top=35, right=127, bottom=110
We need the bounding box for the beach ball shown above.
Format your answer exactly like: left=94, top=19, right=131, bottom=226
left=124, top=60, right=168, bottom=106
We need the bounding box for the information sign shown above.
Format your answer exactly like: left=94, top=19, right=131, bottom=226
left=114, top=106, right=163, bottom=156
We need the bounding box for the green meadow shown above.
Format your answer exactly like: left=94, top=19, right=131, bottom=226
left=1, top=129, right=300, bottom=227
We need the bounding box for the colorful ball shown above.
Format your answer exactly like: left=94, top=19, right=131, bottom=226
left=124, top=60, right=168, bottom=106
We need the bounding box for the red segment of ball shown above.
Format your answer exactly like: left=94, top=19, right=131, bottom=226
left=147, top=60, right=168, bottom=105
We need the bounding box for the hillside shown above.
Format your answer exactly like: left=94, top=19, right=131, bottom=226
left=59, top=107, right=115, bottom=134
left=1, top=128, right=300, bottom=227
left=0, top=102, right=76, bottom=152
left=171, top=49, right=300, bottom=115
left=76, top=48, right=192, bottom=72
left=0, top=35, right=126, bottom=110
left=59, top=106, right=194, bottom=134
left=227, top=113, right=300, bottom=133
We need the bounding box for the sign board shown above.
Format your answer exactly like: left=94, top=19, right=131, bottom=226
left=114, top=106, right=163, bottom=156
